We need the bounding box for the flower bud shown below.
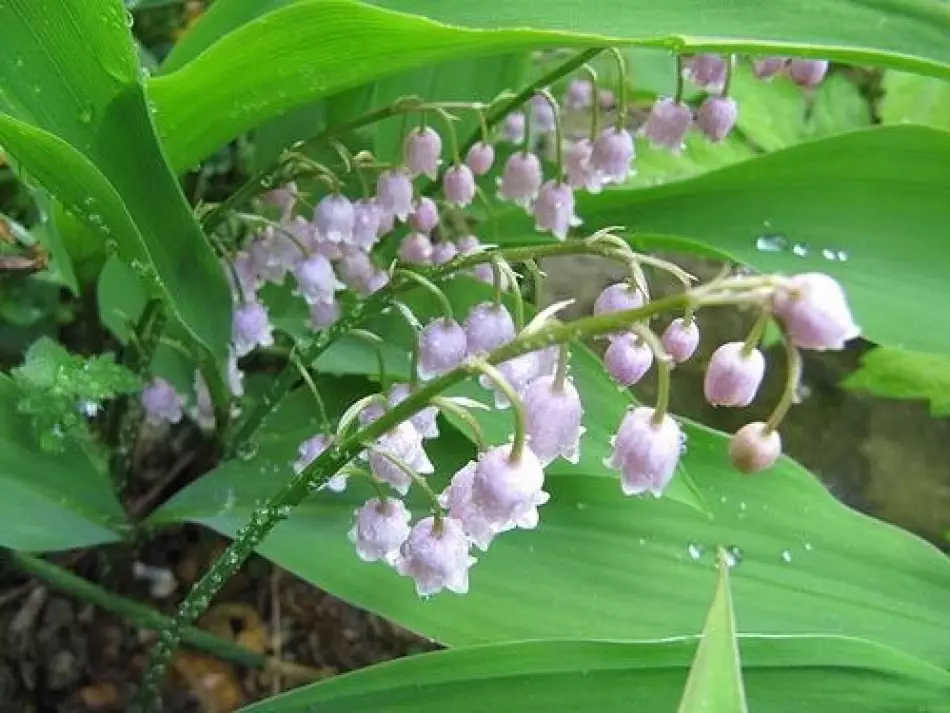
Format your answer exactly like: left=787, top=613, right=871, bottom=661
left=395, top=516, right=476, bottom=596
left=530, top=92, right=556, bottom=134
left=695, top=96, right=738, bottom=143
left=464, top=302, right=516, bottom=356
left=498, top=152, right=543, bottom=208
left=598, top=88, right=616, bottom=109
left=472, top=443, right=549, bottom=531
left=443, top=164, right=476, bottom=207
left=685, top=54, right=727, bottom=91
left=376, top=168, right=414, bottom=222
left=771, top=273, right=859, bottom=350
left=563, top=79, right=593, bottom=110
left=398, top=232, right=433, bottom=265
left=409, top=196, right=439, bottom=233
left=704, top=342, right=765, bottom=407
left=729, top=422, right=782, bottom=474
left=465, top=141, right=495, bottom=175
left=431, top=241, right=459, bottom=266
left=533, top=180, right=577, bottom=240
left=523, top=374, right=584, bottom=465
left=593, top=282, right=647, bottom=337
left=661, top=318, right=700, bottom=363
left=308, top=300, right=340, bottom=331
left=417, top=318, right=467, bottom=380
left=349, top=497, right=412, bottom=564
left=604, top=334, right=654, bottom=386
left=591, top=127, right=635, bottom=185
left=351, top=199, right=381, bottom=250
left=754, top=56, right=787, bottom=79
left=643, top=97, right=692, bottom=151
left=293, top=253, right=340, bottom=305
left=313, top=194, right=354, bottom=244
left=141, top=377, right=184, bottom=426
left=501, top=112, right=526, bottom=144
left=232, top=301, right=274, bottom=357
left=788, top=59, right=829, bottom=87
left=608, top=406, right=682, bottom=496
left=565, top=139, right=602, bottom=193
left=369, top=420, right=434, bottom=495
left=404, top=126, right=442, bottom=180
left=388, top=382, right=440, bottom=440
left=249, top=228, right=297, bottom=285
left=440, top=463, right=498, bottom=551
left=261, top=182, right=298, bottom=222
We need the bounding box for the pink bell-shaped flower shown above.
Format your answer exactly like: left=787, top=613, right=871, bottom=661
left=417, top=318, right=468, bottom=381
left=661, top=318, right=700, bottom=363
left=443, top=164, right=476, bottom=207
left=501, top=112, right=526, bottom=144
left=439, top=462, right=500, bottom=551
left=409, top=196, right=439, bottom=233
left=404, top=126, right=442, bottom=180
left=395, top=516, right=476, bottom=596
left=590, top=127, right=635, bottom=185
left=530, top=92, right=556, bottom=134
left=313, top=194, right=355, bottom=244
left=772, top=273, right=859, bottom=351
left=754, top=56, right=787, bottom=79
left=696, top=96, right=738, bottom=143
left=368, top=420, right=434, bottom=495
left=729, top=422, right=782, bottom=474
left=141, top=377, right=184, bottom=426
left=563, top=79, right=594, bottom=110
left=465, top=141, right=495, bottom=175
left=608, top=406, right=682, bottom=496
left=788, top=59, right=829, bottom=86
left=472, top=443, right=549, bottom=532
left=293, top=253, right=340, bottom=305
left=565, top=139, right=602, bottom=193
left=523, top=374, right=585, bottom=465
left=498, top=152, right=542, bottom=208
left=430, top=241, right=458, bottom=266
left=642, top=97, right=692, bottom=151
left=232, top=301, right=274, bottom=357
left=308, top=300, right=340, bottom=331
left=704, top=342, right=766, bottom=407
left=335, top=246, right=375, bottom=291
left=464, top=302, right=516, bottom=356
left=349, top=497, right=412, bottom=564
left=351, top=198, right=381, bottom=251
left=484, top=352, right=541, bottom=409
left=685, top=54, right=727, bottom=91
left=604, top=333, right=654, bottom=386
left=387, top=382, right=440, bottom=440
left=398, top=232, right=433, bottom=265
left=532, top=180, right=576, bottom=240
left=294, top=433, right=347, bottom=492
left=376, top=168, right=414, bottom=222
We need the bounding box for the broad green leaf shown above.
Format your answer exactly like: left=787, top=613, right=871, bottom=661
left=151, top=378, right=950, bottom=666
left=842, top=347, right=950, bottom=416
left=238, top=636, right=950, bottom=713
left=495, top=125, right=950, bottom=354
left=678, top=554, right=746, bottom=713
left=881, top=71, right=950, bottom=130
left=0, top=375, right=127, bottom=550
left=0, top=0, right=230, bottom=365
left=149, top=0, right=950, bottom=172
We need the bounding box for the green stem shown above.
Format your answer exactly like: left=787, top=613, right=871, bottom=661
left=395, top=269, right=454, bottom=322
left=722, top=53, right=736, bottom=96
left=409, top=338, right=420, bottom=389
left=491, top=258, right=504, bottom=307
left=9, top=552, right=266, bottom=669
left=675, top=55, right=686, bottom=104
left=476, top=107, right=490, bottom=144
left=431, top=396, right=488, bottom=451
left=742, top=310, right=771, bottom=355
left=437, top=108, right=462, bottom=165
left=537, top=89, right=564, bottom=178
left=349, top=329, right=389, bottom=390
left=525, top=258, right=545, bottom=305
left=288, top=350, right=331, bottom=433
left=607, top=48, right=628, bottom=128
left=583, top=64, right=600, bottom=142
left=553, top=342, right=570, bottom=392
left=373, top=450, right=443, bottom=510
left=521, top=96, right=533, bottom=157
left=496, top=259, right=524, bottom=330
left=471, top=360, right=527, bottom=462
left=766, top=333, right=803, bottom=432
left=629, top=324, right=672, bottom=423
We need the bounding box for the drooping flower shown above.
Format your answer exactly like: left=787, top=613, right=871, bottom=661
left=248, top=228, right=299, bottom=285
left=387, top=382, right=440, bottom=440
left=754, top=56, right=787, bottom=79
left=293, top=433, right=347, bottom=492
left=661, top=318, right=700, bottom=363
left=293, top=253, right=340, bottom=305
left=141, top=377, right=184, bottom=426
left=308, top=300, right=340, bottom=331
left=376, top=168, right=414, bottom=222
left=417, top=318, right=468, bottom=381
left=522, top=374, right=585, bottom=465
left=349, top=497, right=412, bottom=563
left=696, top=96, right=738, bottom=143
left=471, top=443, right=549, bottom=532
left=530, top=92, right=556, bottom=134
left=485, top=352, right=541, bottom=409
left=232, top=301, right=274, bottom=357
left=603, top=333, right=654, bottom=386
left=465, top=141, right=495, bottom=175
left=771, top=273, right=859, bottom=351
left=501, top=112, right=526, bottom=144
left=443, top=164, right=477, bottom=207
left=464, top=302, right=516, bottom=356
left=313, top=194, right=355, bottom=244
left=590, top=127, right=635, bottom=185
left=608, top=406, right=682, bottom=496
left=404, top=126, right=442, bottom=180
left=368, top=420, right=434, bottom=495
left=395, top=516, right=476, bottom=596
left=409, top=196, right=439, bottom=234
left=563, top=78, right=594, bottom=110
left=532, top=180, right=576, bottom=240
left=440, top=462, right=499, bottom=551
left=593, top=282, right=647, bottom=337
left=564, top=138, right=601, bottom=193
left=336, top=246, right=376, bottom=291
left=498, top=152, right=543, bottom=208
left=361, top=269, right=390, bottom=296
left=351, top=198, right=381, bottom=250
left=729, top=422, right=782, bottom=474
left=430, top=241, right=458, bottom=266
left=685, top=54, right=727, bottom=91
left=788, top=59, right=829, bottom=87
left=398, top=232, right=434, bottom=265
left=703, top=342, right=766, bottom=407
left=261, top=182, right=298, bottom=222
left=642, top=97, right=692, bottom=151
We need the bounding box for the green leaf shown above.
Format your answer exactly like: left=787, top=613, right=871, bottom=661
left=0, top=375, right=127, bottom=550
left=0, top=0, right=231, bottom=365
left=237, top=636, right=950, bottom=713
left=842, top=347, right=950, bottom=416
left=678, top=553, right=747, bottom=713
left=150, top=383, right=950, bottom=666
left=148, top=0, right=950, bottom=172
left=494, top=125, right=950, bottom=354
left=881, top=71, right=950, bottom=130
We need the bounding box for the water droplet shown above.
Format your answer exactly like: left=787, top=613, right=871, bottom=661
left=836, top=250, right=848, bottom=262
left=791, top=243, right=809, bottom=257
left=236, top=440, right=260, bottom=461
left=755, top=234, right=788, bottom=253
left=78, top=105, right=95, bottom=124
left=575, top=501, right=588, bottom=511
left=724, top=545, right=743, bottom=568
left=687, top=542, right=703, bottom=560
left=781, top=549, right=793, bottom=563
left=15, top=57, right=24, bottom=68
left=803, top=542, right=813, bottom=551
left=821, top=248, right=836, bottom=261
left=638, top=537, right=646, bottom=546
